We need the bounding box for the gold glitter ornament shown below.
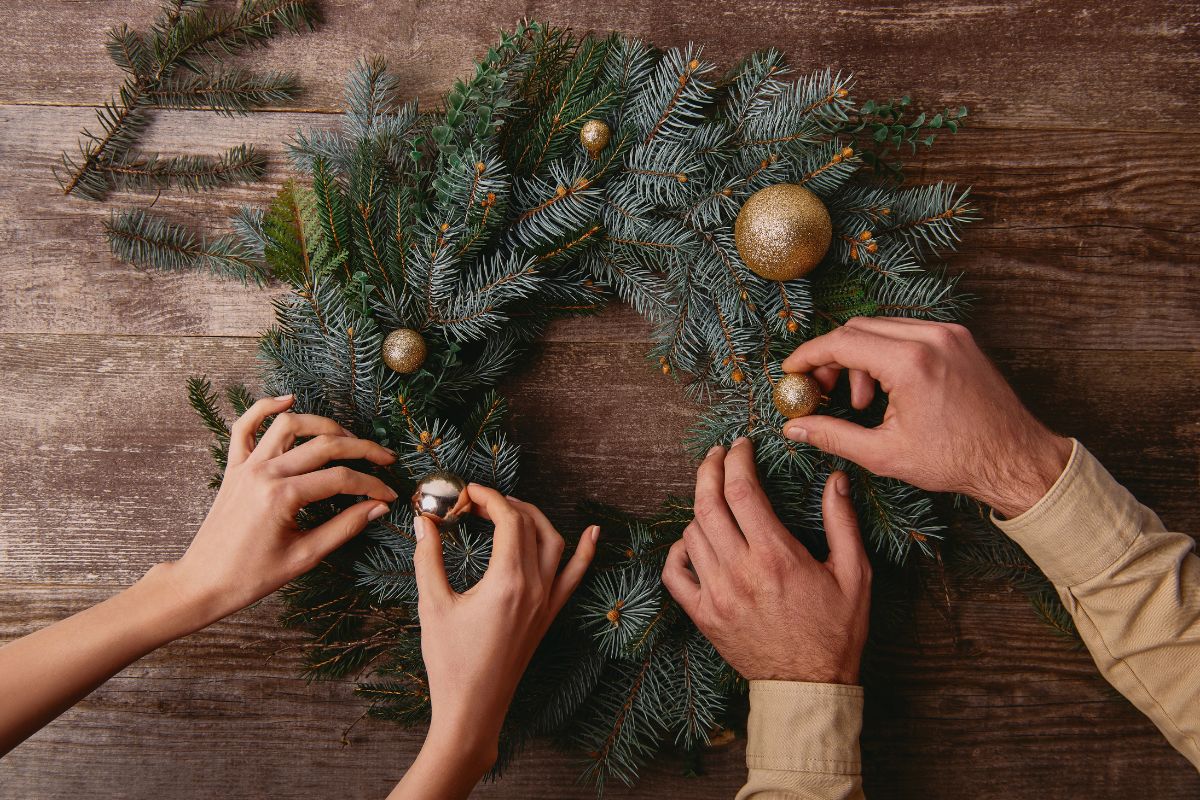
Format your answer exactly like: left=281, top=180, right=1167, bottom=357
left=773, top=372, right=822, bottom=419
left=579, top=119, right=611, bottom=158
left=381, top=328, right=427, bottom=374
left=734, top=184, right=832, bottom=281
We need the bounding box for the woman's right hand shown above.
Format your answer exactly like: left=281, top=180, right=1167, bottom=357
left=162, top=394, right=398, bottom=631
left=390, top=486, right=598, bottom=798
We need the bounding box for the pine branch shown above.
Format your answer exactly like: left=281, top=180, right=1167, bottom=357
left=59, top=0, right=316, bottom=200
left=105, top=208, right=270, bottom=284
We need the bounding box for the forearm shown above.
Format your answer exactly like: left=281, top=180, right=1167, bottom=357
left=387, top=723, right=494, bottom=800
left=736, top=681, right=865, bottom=800
left=995, top=440, right=1200, bottom=767
left=0, top=563, right=208, bottom=755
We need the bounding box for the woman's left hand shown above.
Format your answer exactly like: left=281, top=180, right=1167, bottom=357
left=390, top=486, right=598, bottom=798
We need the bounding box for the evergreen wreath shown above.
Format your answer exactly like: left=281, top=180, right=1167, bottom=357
left=177, top=21, right=1047, bottom=789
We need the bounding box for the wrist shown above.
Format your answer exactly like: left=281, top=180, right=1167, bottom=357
left=979, top=431, right=1072, bottom=519
left=141, top=561, right=228, bottom=636
left=424, top=716, right=499, bottom=775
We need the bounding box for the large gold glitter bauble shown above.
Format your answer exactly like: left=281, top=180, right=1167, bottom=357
left=579, top=119, right=611, bottom=159
left=734, top=183, right=832, bottom=281
left=382, top=328, right=427, bottom=374
left=773, top=373, right=822, bottom=419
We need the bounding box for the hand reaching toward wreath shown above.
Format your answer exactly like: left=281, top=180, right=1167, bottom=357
left=662, top=439, right=871, bottom=685
left=390, top=488, right=599, bottom=800
left=782, top=317, right=1073, bottom=519
left=0, top=396, right=398, bottom=756
left=164, top=394, right=399, bottom=628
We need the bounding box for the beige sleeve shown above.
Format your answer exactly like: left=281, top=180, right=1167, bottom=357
left=994, top=439, right=1200, bottom=768
left=736, top=680, right=865, bottom=800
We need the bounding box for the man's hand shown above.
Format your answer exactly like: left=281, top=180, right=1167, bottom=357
left=782, top=317, right=1072, bottom=519
left=662, top=438, right=871, bottom=685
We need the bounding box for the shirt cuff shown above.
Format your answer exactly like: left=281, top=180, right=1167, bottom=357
left=745, top=680, right=863, bottom=775
left=991, top=439, right=1161, bottom=587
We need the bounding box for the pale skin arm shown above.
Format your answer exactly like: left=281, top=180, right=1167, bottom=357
left=0, top=395, right=398, bottom=756
left=388, top=487, right=598, bottom=799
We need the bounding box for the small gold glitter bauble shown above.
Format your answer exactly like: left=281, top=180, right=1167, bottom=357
left=734, top=183, right=832, bottom=281
left=773, top=373, right=822, bottom=419
left=579, top=119, right=611, bottom=159
left=381, top=328, right=427, bottom=374
left=411, top=471, right=472, bottom=530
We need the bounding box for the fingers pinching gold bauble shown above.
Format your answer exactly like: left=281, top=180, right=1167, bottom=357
left=381, top=328, right=427, bottom=374
left=773, top=372, right=822, bottom=419
left=734, top=183, right=832, bottom=282
left=579, top=119, right=611, bottom=159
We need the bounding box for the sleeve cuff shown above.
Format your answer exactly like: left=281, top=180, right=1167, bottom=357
left=992, top=439, right=1163, bottom=587
left=745, top=680, right=863, bottom=775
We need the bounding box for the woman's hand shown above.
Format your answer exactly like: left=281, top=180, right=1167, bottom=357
left=0, top=395, right=396, bottom=756
left=162, top=394, right=398, bottom=629
left=390, top=486, right=598, bottom=799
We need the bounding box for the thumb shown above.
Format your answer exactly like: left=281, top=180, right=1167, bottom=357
left=821, top=471, right=871, bottom=592
left=301, top=499, right=389, bottom=564
left=783, top=414, right=884, bottom=470
left=413, top=515, right=452, bottom=604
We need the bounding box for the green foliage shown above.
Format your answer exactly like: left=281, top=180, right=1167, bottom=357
left=58, top=0, right=317, bottom=200
left=853, top=97, right=969, bottom=181
left=105, top=208, right=268, bottom=283
left=182, top=23, right=1032, bottom=791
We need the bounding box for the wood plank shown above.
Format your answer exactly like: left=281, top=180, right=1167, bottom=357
left=0, top=334, right=1196, bottom=794
left=2, top=1, right=1198, bottom=132
left=1, top=104, right=1197, bottom=349
left=0, top=586, right=747, bottom=800
left=0, top=334, right=1195, bottom=584
left=3, top=584, right=1197, bottom=797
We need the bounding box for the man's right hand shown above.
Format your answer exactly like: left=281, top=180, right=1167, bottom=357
left=782, top=317, right=1072, bottom=519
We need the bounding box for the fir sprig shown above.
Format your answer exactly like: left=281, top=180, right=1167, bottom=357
left=58, top=0, right=317, bottom=200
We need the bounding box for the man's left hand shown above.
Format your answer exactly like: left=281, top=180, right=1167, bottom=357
left=662, top=438, right=871, bottom=685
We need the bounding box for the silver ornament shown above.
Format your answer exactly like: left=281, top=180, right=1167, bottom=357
left=411, top=471, right=472, bottom=529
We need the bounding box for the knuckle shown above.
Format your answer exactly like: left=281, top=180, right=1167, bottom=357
left=693, top=496, right=717, bottom=521
left=330, top=465, right=354, bottom=482
left=272, top=411, right=297, bottom=431
left=943, top=322, right=970, bottom=341
left=724, top=476, right=755, bottom=504
left=907, top=342, right=935, bottom=371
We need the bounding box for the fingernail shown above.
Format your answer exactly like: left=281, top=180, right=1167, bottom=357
left=590, top=525, right=601, bottom=543
left=706, top=445, right=723, bottom=456
left=387, top=487, right=399, bottom=501
left=835, top=473, right=850, bottom=496
left=413, top=516, right=428, bottom=541
left=274, top=393, right=294, bottom=401
left=784, top=425, right=808, bottom=442
left=367, top=503, right=389, bottom=521
left=731, top=436, right=749, bottom=448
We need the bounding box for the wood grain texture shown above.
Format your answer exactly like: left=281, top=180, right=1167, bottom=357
left=1, top=104, right=1197, bottom=348
left=1, top=0, right=1198, bottom=796
left=1, top=334, right=1194, bottom=584
left=2, top=1, right=1198, bottom=131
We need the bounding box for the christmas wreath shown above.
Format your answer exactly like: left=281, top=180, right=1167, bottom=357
left=173, top=22, right=987, bottom=788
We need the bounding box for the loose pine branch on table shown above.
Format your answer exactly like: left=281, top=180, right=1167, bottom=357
left=175, top=21, right=1068, bottom=792
left=57, top=0, right=317, bottom=201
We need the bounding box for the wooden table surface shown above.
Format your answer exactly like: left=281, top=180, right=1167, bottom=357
left=1, top=1, right=1198, bottom=797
